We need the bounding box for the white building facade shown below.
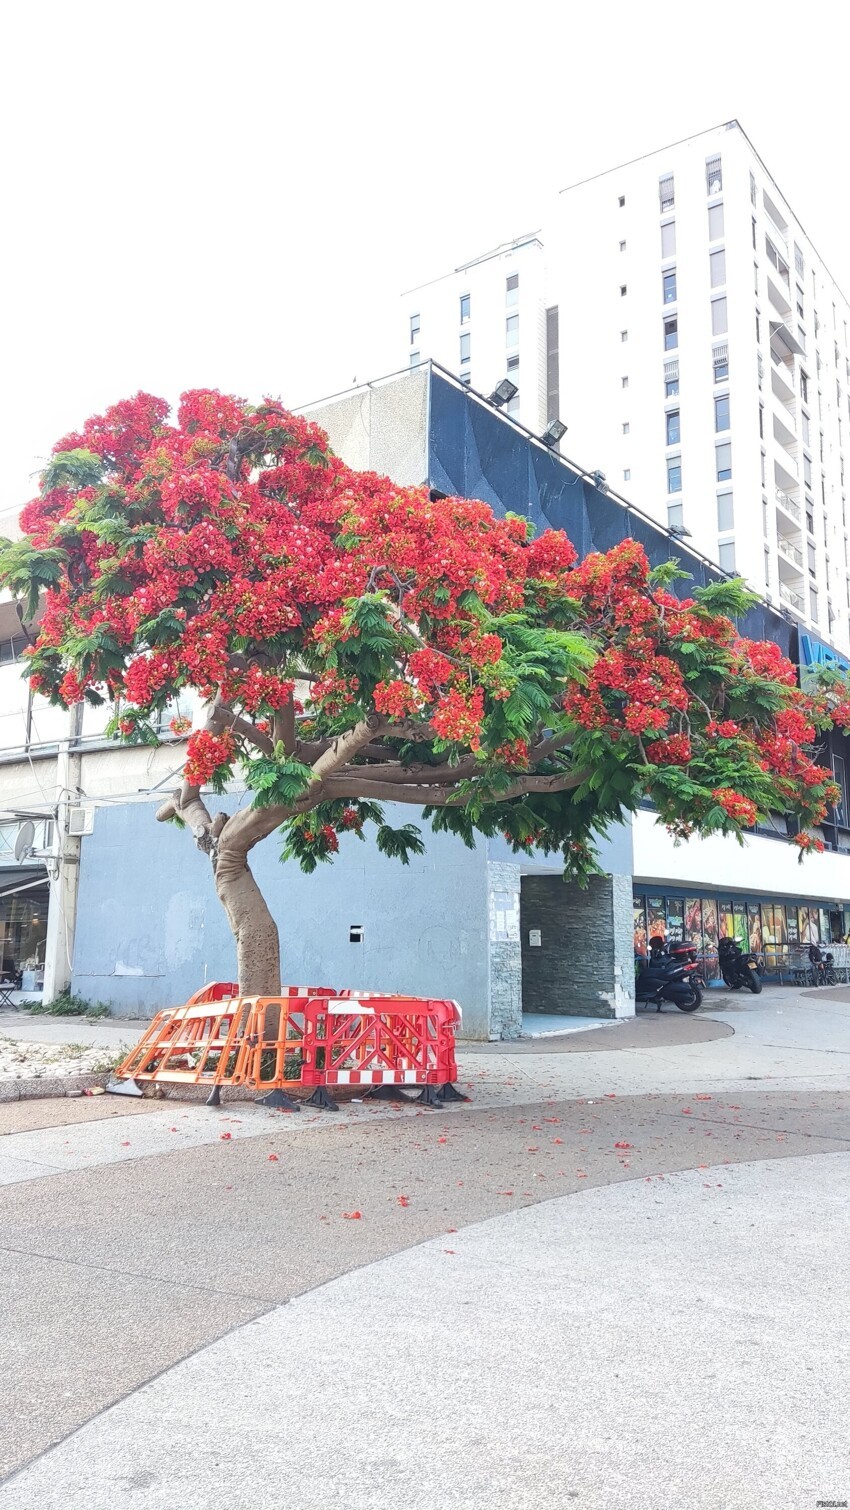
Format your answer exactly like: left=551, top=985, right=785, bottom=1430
left=403, top=122, right=850, bottom=653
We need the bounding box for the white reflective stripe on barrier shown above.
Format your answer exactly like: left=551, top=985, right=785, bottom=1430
left=326, top=1001, right=375, bottom=1014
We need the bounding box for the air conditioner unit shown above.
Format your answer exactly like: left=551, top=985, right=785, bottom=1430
left=68, top=807, right=95, bottom=837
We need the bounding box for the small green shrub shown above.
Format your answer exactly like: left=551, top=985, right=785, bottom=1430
left=23, top=992, right=111, bottom=1019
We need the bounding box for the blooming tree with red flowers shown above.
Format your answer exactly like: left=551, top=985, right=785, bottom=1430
left=1, top=389, right=845, bottom=995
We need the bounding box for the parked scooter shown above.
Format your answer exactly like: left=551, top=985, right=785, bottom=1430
left=718, top=936, right=762, bottom=994
left=635, top=939, right=702, bottom=1013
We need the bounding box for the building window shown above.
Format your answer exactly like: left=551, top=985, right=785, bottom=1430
left=410, top=351, right=420, bottom=368
left=711, top=296, right=728, bottom=336
left=460, top=294, right=470, bottom=323
left=755, top=310, right=761, bottom=344
left=666, top=410, right=680, bottom=445
left=750, top=171, right=757, bottom=206
left=506, top=273, right=519, bottom=307
left=620, top=284, right=627, bottom=297
left=668, top=502, right=683, bottom=529
left=460, top=333, right=471, bottom=365
left=802, top=411, right=811, bottom=446
left=664, top=359, right=679, bottom=397
left=804, top=454, right=812, bottom=487
left=708, top=203, right=724, bottom=240
left=659, top=174, right=675, bottom=211
left=795, top=243, right=805, bottom=278
left=506, top=391, right=520, bottom=416
left=619, top=239, right=626, bottom=252
left=758, top=403, right=764, bottom=438
left=718, top=541, right=736, bottom=572
left=507, top=354, right=519, bottom=373
left=667, top=456, right=682, bottom=493
left=459, top=372, right=472, bottom=385
left=754, top=262, right=759, bottom=294
left=664, top=317, right=678, bottom=351
left=665, top=378, right=679, bottom=397
left=622, top=375, right=629, bottom=388
left=662, top=270, right=677, bottom=303
left=621, top=329, right=628, bottom=342
left=618, top=195, right=625, bottom=207
left=716, top=442, right=732, bottom=481
left=624, top=469, right=631, bottom=481
left=717, top=490, right=734, bottom=531
left=622, top=422, right=630, bottom=434
left=811, top=586, right=819, bottom=623
left=710, top=248, right=726, bottom=287
left=713, top=345, right=729, bottom=381
left=796, top=286, right=805, bottom=321
left=661, top=220, right=676, bottom=257
left=808, top=541, right=817, bottom=576
left=752, top=217, right=757, bottom=250
left=715, top=394, right=730, bottom=431
left=706, top=156, right=722, bottom=194
left=506, top=314, right=519, bottom=348
left=410, top=313, right=420, bottom=344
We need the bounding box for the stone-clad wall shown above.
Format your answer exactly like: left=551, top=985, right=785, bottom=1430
left=520, top=873, right=634, bottom=1018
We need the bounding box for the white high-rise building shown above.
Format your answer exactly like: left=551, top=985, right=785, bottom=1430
left=403, top=122, right=850, bottom=652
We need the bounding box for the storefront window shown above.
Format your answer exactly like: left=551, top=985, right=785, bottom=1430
left=747, top=904, right=763, bottom=955
left=666, top=899, right=684, bottom=942
left=732, top=904, right=750, bottom=949
left=0, top=885, right=49, bottom=986
left=633, top=896, right=647, bottom=958
left=646, top=897, right=666, bottom=945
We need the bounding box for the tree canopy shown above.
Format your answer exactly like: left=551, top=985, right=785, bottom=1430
left=2, top=388, right=844, bottom=990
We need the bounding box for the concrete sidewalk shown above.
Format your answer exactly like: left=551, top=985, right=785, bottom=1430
left=1, top=1148, right=847, bottom=1509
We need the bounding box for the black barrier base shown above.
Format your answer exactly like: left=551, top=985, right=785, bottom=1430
left=255, top=1089, right=301, bottom=1111
left=365, top=1084, right=412, bottom=1103
left=439, top=1082, right=470, bottom=1103
left=305, top=1086, right=339, bottom=1111
left=205, top=1085, right=222, bottom=1107
left=414, top=1085, right=446, bottom=1108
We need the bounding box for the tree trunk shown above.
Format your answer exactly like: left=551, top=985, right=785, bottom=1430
left=214, top=849, right=281, bottom=997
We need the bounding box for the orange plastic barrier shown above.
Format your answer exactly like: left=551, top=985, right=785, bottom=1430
left=108, top=982, right=466, bottom=1110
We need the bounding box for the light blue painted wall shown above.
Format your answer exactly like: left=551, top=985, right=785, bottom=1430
left=72, top=801, right=493, bottom=1034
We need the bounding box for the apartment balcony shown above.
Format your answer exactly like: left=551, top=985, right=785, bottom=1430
left=773, top=407, right=797, bottom=453
left=777, top=536, right=804, bottom=575
left=765, top=210, right=789, bottom=254
left=770, top=320, right=805, bottom=362
left=779, top=582, right=805, bottom=615
left=770, top=360, right=796, bottom=411
left=775, top=487, right=801, bottom=524
left=775, top=455, right=799, bottom=496
left=767, top=271, right=793, bottom=321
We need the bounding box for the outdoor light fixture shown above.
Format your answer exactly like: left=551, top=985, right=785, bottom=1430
left=669, top=524, right=692, bottom=538
left=591, top=470, right=609, bottom=493
left=488, top=378, right=519, bottom=407
left=541, top=418, right=568, bottom=446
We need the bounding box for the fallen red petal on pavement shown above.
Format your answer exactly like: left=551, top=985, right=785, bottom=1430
left=497, top=1190, right=514, bottom=1196
left=681, top=1108, right=692, bottom=1115
left=443, top=1249, right=456, bottom=1255
left=576, top=1172, right=588, bottom=1178
left=397, top=1195, right=410, bottom=1207
left=695, top=1094, right=712, bottom=1101
left=343, top=1211, right=362, bottom=1220
left=438, top=1137, right=447, bottom=1144
left=220, top=1132, right=232, bottom=1141
left=553, top=1138, right=564, bottom=1144
left=120, top=1141, right=130, bottom=1147
left=614, top=1141, right=632, bottom=1148
left=268, top=1154, right=279, bottom=1162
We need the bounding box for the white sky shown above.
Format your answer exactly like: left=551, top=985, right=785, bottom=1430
left=1, top=0, right=845, bottom=517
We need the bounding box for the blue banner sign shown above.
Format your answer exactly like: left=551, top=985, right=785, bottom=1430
left=798, top=631, right=850, bottom=688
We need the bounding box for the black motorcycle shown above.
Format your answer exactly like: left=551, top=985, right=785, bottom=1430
left=635, top=954, right=702, bottom=1013
left=718, top=937, right=762, bottom=994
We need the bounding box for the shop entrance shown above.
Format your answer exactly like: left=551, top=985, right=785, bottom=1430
left=0, top=873, right=49, bottom=989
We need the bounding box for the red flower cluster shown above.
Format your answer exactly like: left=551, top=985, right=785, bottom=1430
left=712, top=788, right=758, bottom=826
left=646, top=734, right=692, bottom=765
left=184, top=729, right=235, bottom=785
left=431, top=686, right=485, bottom=747
left=373, top=679, right=423, bottom=718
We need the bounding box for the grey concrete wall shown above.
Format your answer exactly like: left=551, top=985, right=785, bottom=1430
left=72, top=800, right=494, bottom=1035
left=305, top=369, right=429, bottom=485
left=520, top=873, right=634, bottom=1018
